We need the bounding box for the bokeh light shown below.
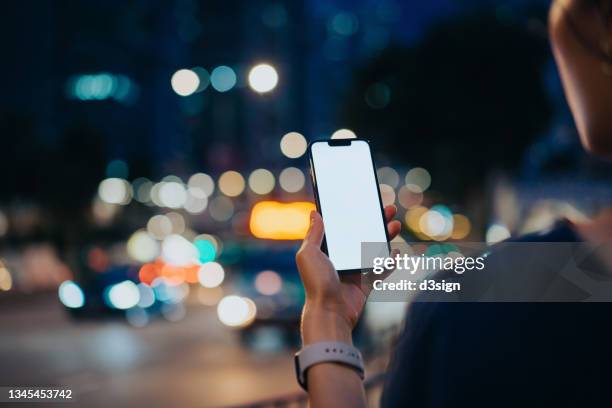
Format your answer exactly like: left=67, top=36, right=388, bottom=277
left=160, top=262, right=186, bottom=286
left=147, top=215, right=173, bottom=240
left=98, top=178, right=132, bottom=205
left=166, top=212, right=186, bottom=234
left=248, top=63, right=279, bottom=93
left=137, top=283, right=155, bottom=308
left=58, top=280, right=85, bottom=308
left=184, top=187, right=208, bottom=214
left=398, top=186, right=423, bottom=209
left=451, top=214, right=471, bottom=239
left=217, top=295, right=250, bottom=327
left=194, top=234, right=221, bottom=255
left=377, top=167, right=399, bottom=188
left=419, top=209, right=446, bottom=237
left=105, top=280, right=140, bottom=310
left=138, top=263, right=159, bottom=287
left=183, top=264, right=201, bottom=284
left=209, top=196, right=235, bottom=222
left=133, top=178, right=153, bottom=203
left=331, top=128, right=357, bottom=139
left=218, top=171, right=245, bottom=197
left=192, top=66, right=210, bottom=92
left=171, top=69, right=200, bottom=96
left=194, top=239, right=216, bottom=263
left=379, top=184, right=396, bottom=206
left=152, top=278, right=179, bottom=302
left=188, top=173, right=215, bottom=196
left=87, top=247, right=109, bottom=273
left=279, top=167, right=305, bottom=193
left=156, top=281, right=185, bottom=305
left=67, top=73, right=135, bottom=102
left=254, top=270, right=282, bottom=295
left=161, top=234, right=198, bottom=266
left=150, top=183, right=163, bottom=206
left=159, top=181, right=187, bottom=208
left=210, top=66, right=237, bottom=92
left=405, top=167, right=431, bottom=193
left=250, top=201, right=315, bottom=240
left=106, top=159, right=129, bottom=179
left=0, top=261, right=12, bottom=291
left=405, top=206, right=428, bottom=232
left=198, top=262, right=225, bottom=288
left=486, top=224, right=511, bottom=244
left=160, top=263, right=187, bottom=285
left=127, top=229, right=160, bottom=263
left=248, top=169, right=275, bottom=195
left=280, top=132, right=307, bottom=159
left=417, top=205, right=453, bottom=240
left=242, top=297, right=257, bottom=327
left=163, top=175, right=183, bottom=184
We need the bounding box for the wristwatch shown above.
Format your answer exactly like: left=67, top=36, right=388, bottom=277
left=294, top=341, right=365, bottom=391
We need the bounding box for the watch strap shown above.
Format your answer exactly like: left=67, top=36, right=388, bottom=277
left=294, top=341, right=365, bottom=390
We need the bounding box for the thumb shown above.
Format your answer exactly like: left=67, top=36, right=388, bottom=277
left=304, top=211, right=325, bottom=248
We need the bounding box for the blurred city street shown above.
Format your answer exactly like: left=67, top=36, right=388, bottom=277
left=3, top=0, right=612, bottom=405
left=0, top=294, right=301, bottom=407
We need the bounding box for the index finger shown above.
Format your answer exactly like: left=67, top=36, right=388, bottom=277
left=302, top=211, right=325, bottom=248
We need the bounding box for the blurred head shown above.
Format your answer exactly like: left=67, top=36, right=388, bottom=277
left=550, top=0, right=612, bottom=158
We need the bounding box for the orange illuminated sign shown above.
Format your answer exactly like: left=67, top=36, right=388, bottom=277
left=249, top=201, right=316, bottom=240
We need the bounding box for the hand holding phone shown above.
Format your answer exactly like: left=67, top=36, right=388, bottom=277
left=296, top=200, right=401, bottom=342
left=297, top=138, right=400, bottom=341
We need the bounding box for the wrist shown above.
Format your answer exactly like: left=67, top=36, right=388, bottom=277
left=301, top=303, right=353, bottom=346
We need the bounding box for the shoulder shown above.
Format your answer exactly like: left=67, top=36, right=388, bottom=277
left=407, top=221, right=580, bottom=312
left=506, top=220, right=579, bottom=243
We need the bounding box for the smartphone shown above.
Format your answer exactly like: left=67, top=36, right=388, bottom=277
left=308, top=139, right=390, bottom=273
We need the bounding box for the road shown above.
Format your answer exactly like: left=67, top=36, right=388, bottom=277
left=0, top=293, right=302, bottom=407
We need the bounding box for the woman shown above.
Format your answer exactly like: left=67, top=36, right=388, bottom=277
left=296, top=0, right=612, bottom=406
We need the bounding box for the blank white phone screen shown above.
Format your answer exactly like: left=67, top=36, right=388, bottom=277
left=311, top=140, right=389, bottom=271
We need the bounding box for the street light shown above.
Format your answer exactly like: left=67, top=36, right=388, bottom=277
left=171, top=69, right=200, bottom=96
left=248, top=63, right=278, bottom=93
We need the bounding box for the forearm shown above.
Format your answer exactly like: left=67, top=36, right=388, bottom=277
left=301, top=306, right=367, bottom=408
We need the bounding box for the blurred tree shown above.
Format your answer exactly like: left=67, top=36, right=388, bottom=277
left=343, top=10, right=552, bottom=202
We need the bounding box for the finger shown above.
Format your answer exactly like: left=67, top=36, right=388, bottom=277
left=304, top=211, right=325, bottom=248
left=384, top=205, right=397, bottom=223
left=362, top=248, right=400, bottom=292
left=379, top=248, right=400, bottom=281
left=387, top=220, right=401, bottom=240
